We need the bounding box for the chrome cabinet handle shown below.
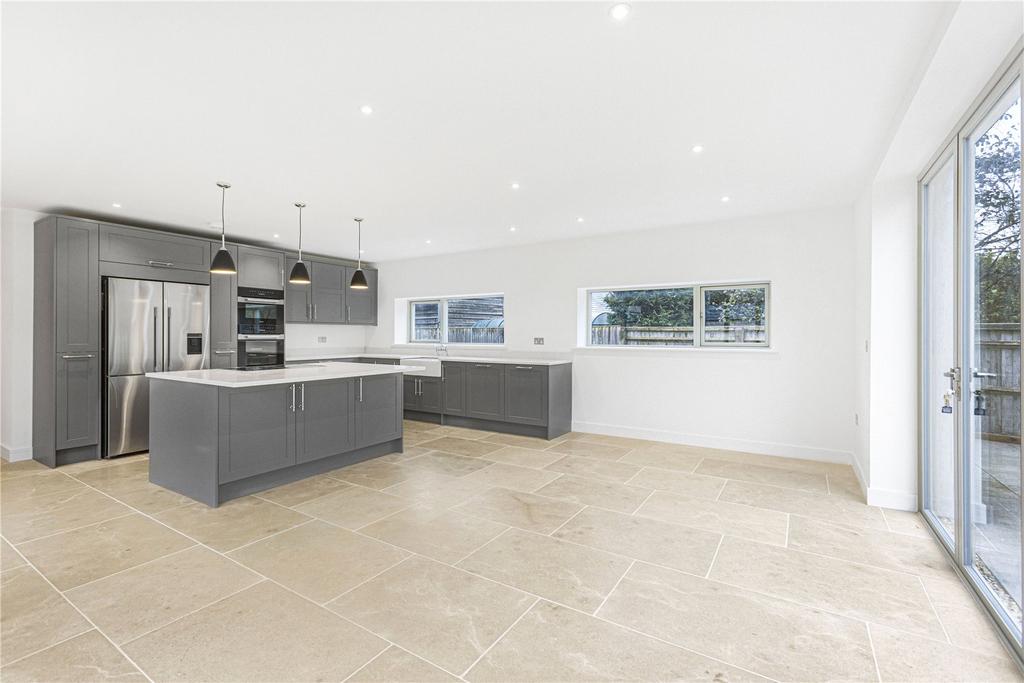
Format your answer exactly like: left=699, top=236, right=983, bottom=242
left=62, top=354, right=96, bottom=359
left=358, top=378, right=363, bottom=402
left=347, top=305, right=351, bottom=321
left=312, top=303, right=317, bottom=320
left=290, top=384, right=296, bottom=412
left=213, top=350, right=236, bottom=355
left=147, top=260, right=174, bottom=267
left=299, top=383, right=305, bottom=411
left=475, top=364, right=492, bottom=368
left=514, top=366, right=534, bottom=370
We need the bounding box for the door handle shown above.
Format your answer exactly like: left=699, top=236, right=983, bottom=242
left=147, top=260, right=175, bottom=268
left=166, top=308, right=171, bottom=369
left=943, top=367, right=961, bottom=398
left=153, top=306, right=159, bottom=371
left=358, top=377, right=363, bottom=402
left=299, top=383, right=305, bottom=411
left=290, top=384, right=296, bottom=412
left=972, top=369, right=998, bottom=379
left=61, top=354, right=96, bottom=359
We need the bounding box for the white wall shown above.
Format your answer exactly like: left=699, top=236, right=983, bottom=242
left=1, top=208, right=43, bottom=460
left=851, top=188, right=872, bottom=486
left=286, top=323, right=367, bottom=359
left=368, top=206, right=857, bottom=463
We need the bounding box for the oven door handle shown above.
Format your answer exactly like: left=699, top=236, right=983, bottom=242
left=237, top=334, right=285, bottom=340
left=237, top=296, right=286, bottom=304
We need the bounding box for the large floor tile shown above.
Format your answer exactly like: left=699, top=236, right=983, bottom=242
left=404, top=419, right=442, bottom=433
left=544, top=454, right=641, bottom=483
left=455, top=487, right=582, bottom=533
left=2, top=486, right=133, bottom=544
left=546, top=440, right=631, bottom=461
left=154, top=496, right=310, bottom=552
left=419, top=436, right=505, bottom=457
left=718, top=479, right=887, bottom=530
left=124, top=581, right=387, bottom=681
left=360, top=504, right=508, bottom=563
left=709, top=536, right=946, bottom=639
left=534, top=474, right=652, bottom=514
left=870, top=624, right=1020, bottom=682
left=459, top=528, right=633, bottom=611
left=294, top=485, right=410, bottom=529
left=827, top=467, right=866, bottom=501
left=1, top=566, right=91, bottom=663
left=618, top=446, right=704, bottom=472
left=18, top=513, right=194, bottom=590
left=65, top=545, right=261, bottom=644
left=0, top=458, right=50, bottom=480
left=1, top=471, right=84, bottom=505
left=787, top=515, right=953, bottom=577
left=636, top=491, right=788, bottom=545
left=254, top=474, right=351, bottom=508
left=573, top=433, right=661, bottom=450
left=460, top=461, right=560, bottom=492
left=482, top=445, right=564, bottom=469
left=1, top=537, right=26, bottom=571
left=228, top=519, right=408, bottom=603
left=695, top=458, right=828, bottom=493
left=328, top=459, right=415, bottom=489
left=328, top=556, right=534, bottom=675
left=921, top=572, right=1014, bottom=658
left=627, top=467, right=727, bottom=500
left=59, top=453, right=148, bottom=475
left=482, top=433, right=559, bottom=451
left=376, top=445, right=434, bottom=464
left=598, top=562, right=877, bottom=682
left=553, top=506, right=721, bottom=575
left=384, top=471, right=495, bottom=507
left=403, top=451, right=496, bottom=477
left=71, top=459, right=192, bottom=514
left=429, top=426, right=495, bottom=440
left=467, top=600, right=767, bottom=682
left=883, top=509, right=933, bottom=537
left=350, top=646, right=459, bottom=682
left=403, top=431, right=442, bottom=446
left=0, top=630, right=146, bottom=682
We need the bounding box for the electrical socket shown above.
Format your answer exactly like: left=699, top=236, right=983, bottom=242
left=317, top=336, right=327, bottom=344
left=533, top=337, right=545, bottom=345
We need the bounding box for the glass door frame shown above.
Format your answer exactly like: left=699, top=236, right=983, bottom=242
left=918, top=40, right=1024, bottom=663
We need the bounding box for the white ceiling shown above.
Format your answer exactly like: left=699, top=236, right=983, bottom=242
left=2, top=1, right=956, bottom=261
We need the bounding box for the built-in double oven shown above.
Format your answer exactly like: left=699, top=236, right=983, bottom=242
left=237, top=287, right=285, bottom=368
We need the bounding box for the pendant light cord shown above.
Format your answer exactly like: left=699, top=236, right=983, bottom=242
left=220, top=186, right=227, bottom=248
left=297, top=205, right=303, bottom=261
left=356, top=218, right=363, bottom=269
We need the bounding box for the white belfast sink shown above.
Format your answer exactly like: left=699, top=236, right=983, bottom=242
left=398, top=356, right=442, bottom=377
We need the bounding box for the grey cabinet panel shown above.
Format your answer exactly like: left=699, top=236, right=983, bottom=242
left=505, top=365, right=548, bottom=426
left=218, top=384, right=296, bottom=483
left=355, top=374, right=402, bottom=448
left=419, top=377, right=442, bottom=414
left=311, top=260, right=345, bottom=323
left=466, top=364, right=505, bottom=421
left=55, top=219, right=99, bottom=353
left=441, top=363, right=466, bottom=416
left=285, top=256, right=312, bottom=322
left=99, top=224, right=211, bottom=272
left=344, top=267, right=377, bottom=324
left=403, top=377, right=418, bottom=410
left=297, top=379, right=354, bottom=463
left=55, top=353, right=99, bottom=449
left=209, top=243, right=238, bottom=369
left=237, top=247, right=284, bottom=290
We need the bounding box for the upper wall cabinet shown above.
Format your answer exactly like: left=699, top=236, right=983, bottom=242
left=237, top=246, right=284, bottom=291
left=56, top=219, right=100, bottom=353
left=285, top=256, right=313, bottom=323
left=283, top=257, right=378, bottom=325
left=345, top=266, right=377, bottom=325
left=99, top=224, right=211, bottom=272
left=311, top=260, right=345, bottom=323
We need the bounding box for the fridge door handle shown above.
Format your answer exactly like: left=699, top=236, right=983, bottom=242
left=153, top=307, right=159, bottom=371
left=166, top=307, right=171, bottom=369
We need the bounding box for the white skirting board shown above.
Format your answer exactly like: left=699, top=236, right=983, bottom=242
left=1, top=444, right=32, bottom=462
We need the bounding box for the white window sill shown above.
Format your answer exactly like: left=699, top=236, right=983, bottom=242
left=572, top=345, right=777, bottom=357
left=392, top=342, right=507, bottom=350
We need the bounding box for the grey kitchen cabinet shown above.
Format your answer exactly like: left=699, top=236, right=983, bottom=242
left=403, top=376, right=418, bottom=411
left=209, top=243, right=239, bottom=369
left=344, top=266, right=378, bottom=324
left=311, top=260, right=345, bottom=323
left=505, top=365, right=548, bottom=426
left=237, top=246, right=284, bottom=290
left=56, top=219, right=100, bottom=354
left=218, top=383, right=297, bottom=483
left=354, top=374, right=402, bottom=448
left=285, top=256, right=312, bottom=322
left=55, top=353, right=100, bottom=450
left=465, top=363, right=506, bottom=421
left=441, top=362, right=466, bottom=416
left=404, top=376, right=441, bottom=414
left=99, top=223, right=211, bottom=272
left=297, top=379, right=355, bottom=463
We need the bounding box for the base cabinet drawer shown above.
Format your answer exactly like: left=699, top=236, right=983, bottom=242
left=505, top=365, right=548, bottom=426
left=219, top=384, right=296, bottom=483
left=55, top=353, right=100, bottom=449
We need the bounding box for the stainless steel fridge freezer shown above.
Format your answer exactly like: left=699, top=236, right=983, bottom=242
left=105, top=278, right=209, bottom=457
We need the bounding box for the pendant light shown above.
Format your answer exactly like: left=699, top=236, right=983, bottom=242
left=349, top=217, right=368, bottom=289
left=288, top=202, right=311, bottom=284
left=209, top=182, right=237, bottom=274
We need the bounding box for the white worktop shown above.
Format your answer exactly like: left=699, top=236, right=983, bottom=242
left=146, top=362, right=416, bottom=388
left=286, top=350, right=572, bottom=366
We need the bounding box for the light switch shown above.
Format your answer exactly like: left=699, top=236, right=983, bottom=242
left=533, top=337, right=545, bottom=345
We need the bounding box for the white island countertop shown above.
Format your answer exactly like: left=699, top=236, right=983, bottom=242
left=146, top=362, right=417, bottom=388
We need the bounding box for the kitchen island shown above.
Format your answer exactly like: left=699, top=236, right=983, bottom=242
left=146, top=362, right=412, bottom=506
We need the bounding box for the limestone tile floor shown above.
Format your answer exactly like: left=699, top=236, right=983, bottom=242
left=1, top=422, right=1022, bottom=682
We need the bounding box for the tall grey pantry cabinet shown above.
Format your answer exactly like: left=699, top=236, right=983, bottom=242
left=33, top=217, right=101, bottom=467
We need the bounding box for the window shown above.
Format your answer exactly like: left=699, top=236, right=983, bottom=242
left=587, top=283, right=768, bottom=348
left=408, top=295, right=504, bottom=344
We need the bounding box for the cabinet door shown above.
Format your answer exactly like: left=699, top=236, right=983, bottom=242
left=441, top=363, right=466, bottom=416
left=403, top=376, right=419, bottom=410
left=210, top=243, right=238, bottom=368
left=218, top=384, right=296, bottom=483
left=311, top=261, right=345, bottom=323
left=344, top=267, right=377, bottom=324
left=419, top=377, right=442, bottom=414
left=466, top=364, right=505, bottom=421
left=355, top=374, right=402, bottom=448
left=297, top=380, right=354, bottom=463
left=285, top=257, right=312, bottom=322
left=99, top=224, right=211, bottom=272
left=505, top=365, right=548, bottom=426
left=55, top=353, right=100, bottom=449
left=56, top=219, right=100, bottom=354
left=237, top=247, right=284, bottom=290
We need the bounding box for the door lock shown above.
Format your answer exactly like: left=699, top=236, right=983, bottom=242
left=943, top=367, right=961, bottom=399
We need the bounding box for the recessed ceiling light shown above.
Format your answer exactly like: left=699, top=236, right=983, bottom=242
left=425, top=239, right=432, bottom=244
left=359, top=105, right=373, bottom=115
left=721, top=196, right=731, bottom=203
left=576, top=216, right=584, bottom=223
left=111, top=203, right=122, bottom=208
left=691, top=145, right=704, bottom=154
left=510, top=182, right=520, bottom=190
left=509, top=225, right=517, bottom=232
left=609, top=3, right=631, bottom=20
left=273, top=233, right=280, bottom=239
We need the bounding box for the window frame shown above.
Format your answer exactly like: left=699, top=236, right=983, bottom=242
left=406, top=293, right=505, bottom=346
left=584, top=281, right=771, bottom=350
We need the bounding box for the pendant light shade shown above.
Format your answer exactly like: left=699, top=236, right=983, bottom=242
left=288, top=202, right=311, bottom=284
left=349, top=217, right=368, bottom=289
left=209, top=182, right=237, bottom=275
